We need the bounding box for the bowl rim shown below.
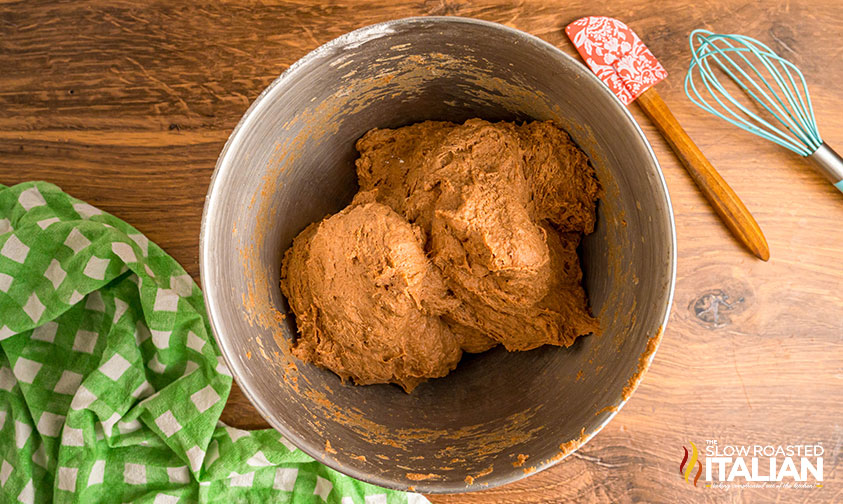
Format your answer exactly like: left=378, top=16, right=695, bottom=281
left=199, top=15, right=677, bottom=494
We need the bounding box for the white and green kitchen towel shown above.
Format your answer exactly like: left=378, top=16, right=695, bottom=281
left=0, top=181, right=428, bottom=504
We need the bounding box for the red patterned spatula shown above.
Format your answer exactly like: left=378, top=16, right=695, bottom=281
left=566, top=16, right=770, bottom=261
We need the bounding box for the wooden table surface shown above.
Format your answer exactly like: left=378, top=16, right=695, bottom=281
left=3, top=1, right=842, bottom=502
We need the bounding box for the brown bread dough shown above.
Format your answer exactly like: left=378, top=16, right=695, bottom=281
left=281, top=119, right=600, bottom=392
left=280, top=199, right=463, bottom=393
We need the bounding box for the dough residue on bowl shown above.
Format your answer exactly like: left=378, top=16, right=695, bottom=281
left=281, top=118, right=600, bottom=392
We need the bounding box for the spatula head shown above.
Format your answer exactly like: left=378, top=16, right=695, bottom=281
left=566, top=16, right=667, bottom=105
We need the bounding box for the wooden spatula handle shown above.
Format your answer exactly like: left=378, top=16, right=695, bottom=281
left=636, top=87, right=770, bottom=261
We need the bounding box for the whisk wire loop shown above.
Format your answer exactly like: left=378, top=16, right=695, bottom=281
left=695, top=44, right=805, bottom=152
left=685, top=29, right=822, bottom=156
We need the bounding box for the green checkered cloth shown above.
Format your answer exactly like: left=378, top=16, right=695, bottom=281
left=0, top=182, right=427, bottom=504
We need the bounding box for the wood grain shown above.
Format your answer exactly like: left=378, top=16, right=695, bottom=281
left=2, top=1, right=842, bottom=502
left=637, top=87, right=770, bottom=261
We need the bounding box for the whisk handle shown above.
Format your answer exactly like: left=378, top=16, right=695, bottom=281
left=636, top=87, right=770, bottom=261
left=808, top=143, right=843, bottom=193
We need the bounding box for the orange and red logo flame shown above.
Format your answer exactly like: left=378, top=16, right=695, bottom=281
left=680, top=441, right=703, bottom=487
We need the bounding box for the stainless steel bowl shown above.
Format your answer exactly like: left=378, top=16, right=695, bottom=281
left=200, top=16, right=676, bottom=493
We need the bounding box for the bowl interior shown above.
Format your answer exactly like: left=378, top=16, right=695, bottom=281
left=201, top=17, right=675, bottom=493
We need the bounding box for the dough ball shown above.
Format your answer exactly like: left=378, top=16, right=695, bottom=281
left=281, top=202, right=462, bottom=392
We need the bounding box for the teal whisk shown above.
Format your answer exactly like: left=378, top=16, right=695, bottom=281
left=685, top=29, right=843, bottom=193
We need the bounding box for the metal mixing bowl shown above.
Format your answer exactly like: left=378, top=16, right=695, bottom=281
left=200, top=17, right=676, bottom=493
